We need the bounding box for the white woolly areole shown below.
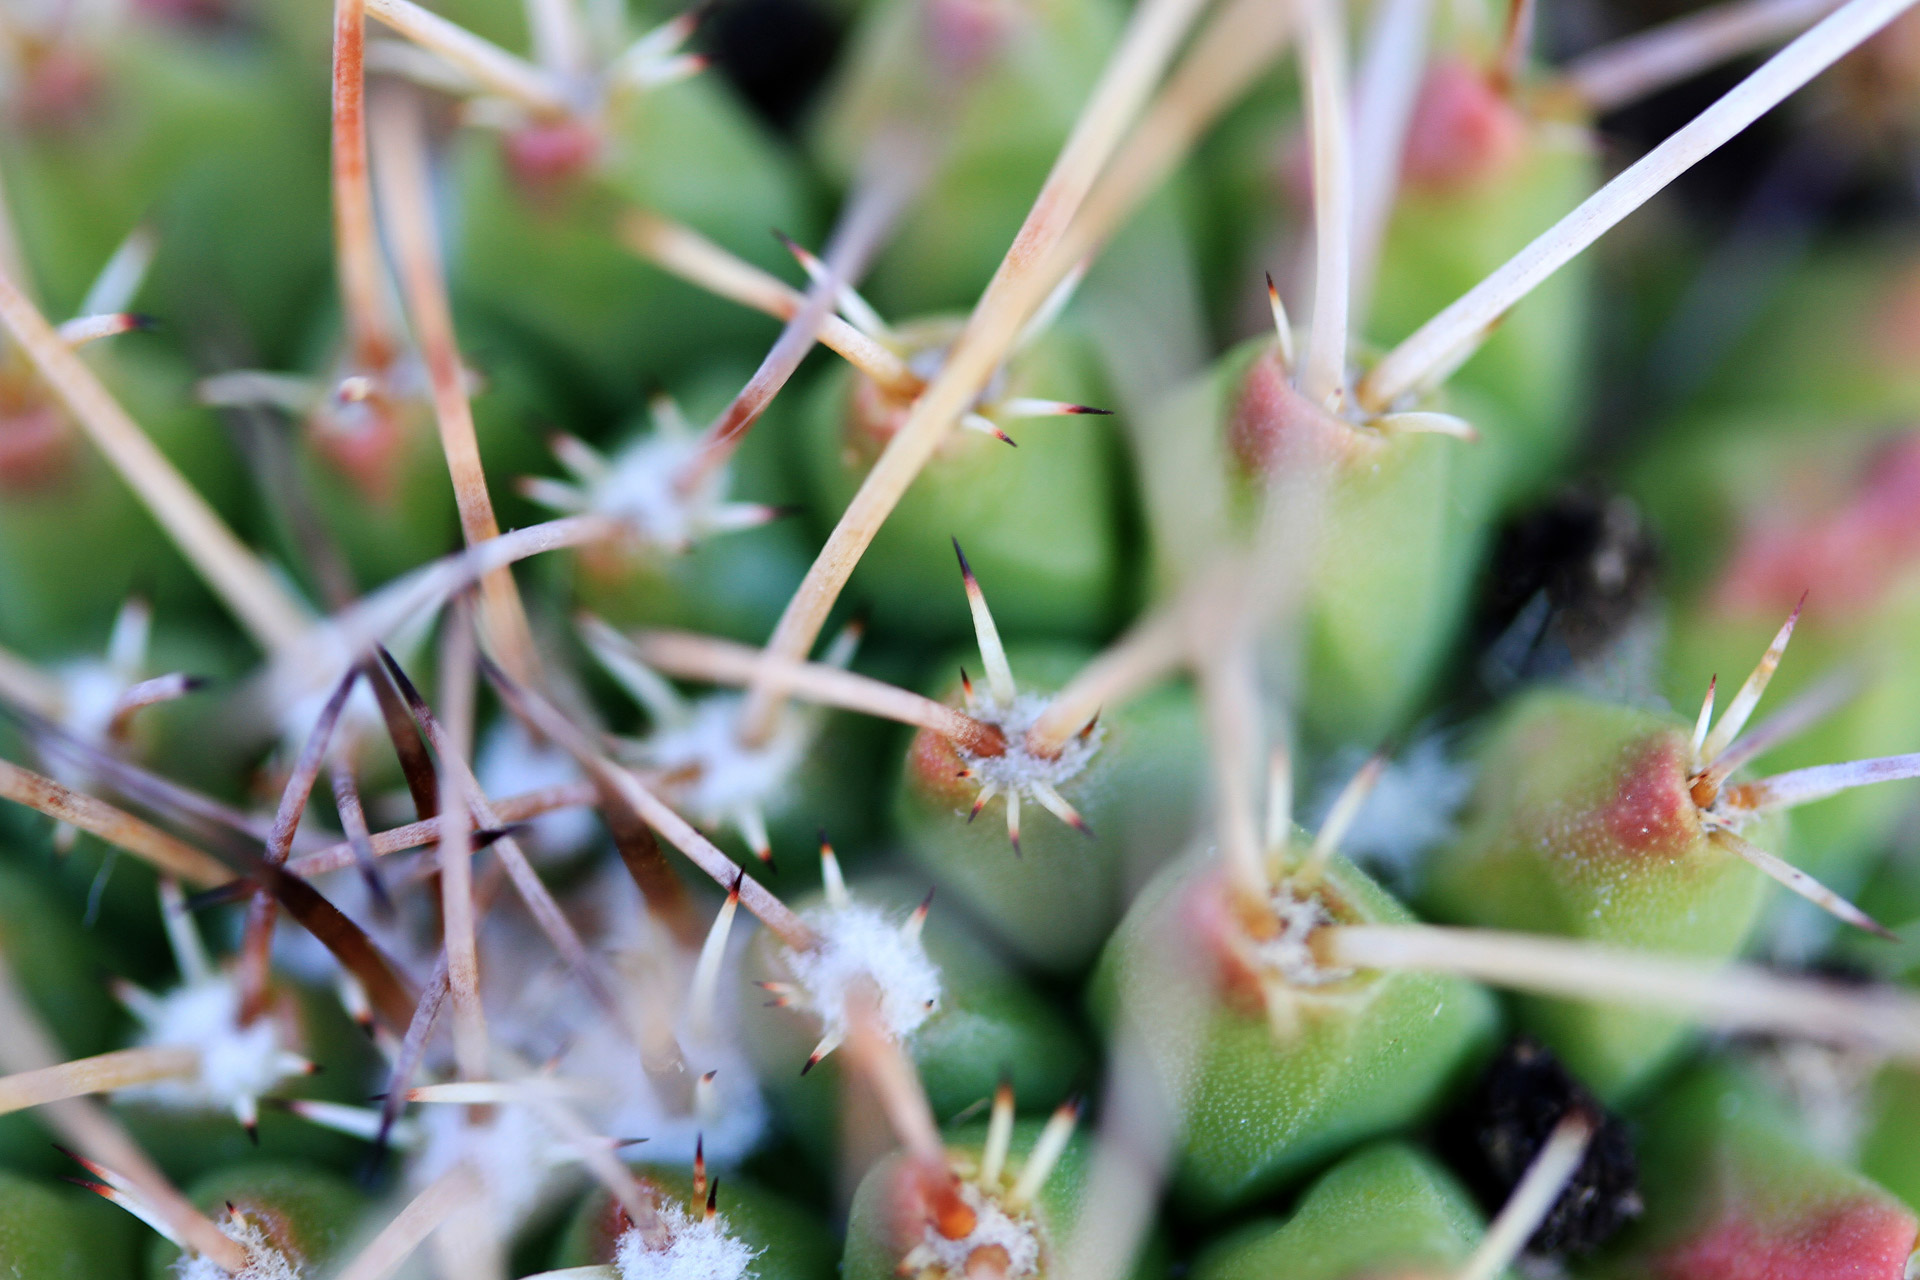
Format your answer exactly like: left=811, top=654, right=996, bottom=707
left=907, top=1184, right=1042, bottom=1280
left=563, top=1005, right=770, bottom=1169
left=398, top=867, right=770, bottom=1198
left=1252, top=884, right=1352, bottom=988
left=477, top=716, right=598, bottom=860
left=55, top=658, right=129, bottom=744
left=412, top=1099, right=573, bottom=1231
left=1311, top=737, right=1471, bottom=889
left=592, top=432, right=726, bottom=548
left=400, top=877, right=771, bottom=1224
left=955, top=693, right=1103, bottom=796
left=45, top=658, right=135, bottom=793
left=615, top=1202, right=760, bottom=1280
left=266, top=607, right=435, bottom=758
left=122, top=979, right=290, bottom=1111
left=640, top=694, right=811, bottom=827
left=785, top=901, right=941, bottom=1042
left=174, top=1218, right=302, bottom=1280
left=275, top=664, right=388, bottom=760
left=1758, top=1040, right=1878, bottom=1164
left=584, top=867, right=769, bottom=1165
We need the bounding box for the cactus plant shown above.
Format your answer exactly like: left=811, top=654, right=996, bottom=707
left=7, top=1, right=1920, bottom=1280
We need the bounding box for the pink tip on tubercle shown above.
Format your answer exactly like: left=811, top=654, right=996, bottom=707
left=1714, top=433, right=1920, bottom=620
left=1597, top=735, right=1704, bottom=860
left=504, top=119, right=603, bottom=191
left=310, top=394, right=408, bottom=504
left=15, top=50, right=101, bottom=132
left=921, top=0, right=1018, bottom=82
left=0, top=404, right=75, bottom=491
left=1400, top=59, right=1528, bottom=194
left=132, top=0, right=229, bottom=25
left=1652, top=1195, right=1918, bottom=1280
left=1227, top=350, right=1358, bottom=479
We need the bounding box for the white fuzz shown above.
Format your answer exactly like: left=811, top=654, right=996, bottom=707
left=54, top=657, right=132, bottom=745
left=48, top=596, right=153, bottom=757
left=477, top=717, right=598, bottom=860
left=957, top=693, right=1103, bottom=797
left=1309, top=737, right=1471, bottom=890
left=528, top=417, right=770, bottom=552
left=1253, top=884, right=1352, bottom=988
left=412, top=1100, right=573, bottom=1230
left=174, top=1218, right=302, bottom=1280
left=614, top=1203, right=760, bottom=1280
left=122, top=979, right=292, bottom=1112
left=593, top=432, right=722, bottom=549
left=432, top=868, right=769, bottom=1178
left=267, top=609, right=436, bottom=759
left=44, top=657, right=139, bottom=808
left=785, top=900, right=942, bottom=1042
left=563, top=1008, right=770, bottom=1167
left=1756, top=1040, right=1878, bottom=1164
left=904, top=1184, right=1043, bottom=1280
left=273, top=658, right=389, bottom=761
left=636, top=694, right=811, bottom=829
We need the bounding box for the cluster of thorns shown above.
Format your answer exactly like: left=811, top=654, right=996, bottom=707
left=4, top=0, right=1920, bottom=1273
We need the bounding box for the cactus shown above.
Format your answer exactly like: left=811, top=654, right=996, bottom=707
left=893, top=557, right=1205, bottom=969
left=841, top=1099, right=1111, bottom=1280
left=1092, top=762, right=1497, bottom=1211
left=0, top=1167, right=140, bottom=1280
left=739, top=862, right=1086, bottom=1160
left=1189, top=1143, right=1495, bottom=1280
left=1590, top=1062, right=1920, bottom=1279
left=7, top=0, right=1920, bottom=1279
left=139, top=1162, right=368, bottom=1280
left=552, top=1163, right=838, bottom=1280
left=1424, top=610, right=1920, bottom=1099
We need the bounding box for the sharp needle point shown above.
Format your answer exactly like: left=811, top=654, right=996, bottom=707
left=1702, top=595, right=1805, bottom=766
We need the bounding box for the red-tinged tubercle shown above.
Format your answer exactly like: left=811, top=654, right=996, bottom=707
left=1175, top=865, right=1357, bottom=1014
left=1399, top=58, right=1528, bottom=195
left=1714, top=433, right=1920, bottom=620
left=909, top=723, right=980, bottom=810
left=1651, top=1196, right=1919, bottom=1280
left=310, top=393, right=409, bottom=504
left=1179, top=868, right=1272, bottom=1013
left=921, top=0, right=1018, bottom=84
left=504, top=119, right=603, bottom=192
left=1228, top=350, right=1365, bottom=480
left=15, top=49, right=101, bottom=131
left=883, top=1156, right=975, bottom=1260
left=0, top=404, right=75, bottom=491
left=1597, top=734, right=1705, bottom=860
left=929, top=1176, right=977, bottom=1241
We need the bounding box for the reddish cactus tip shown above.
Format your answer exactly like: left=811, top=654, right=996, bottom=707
left=961, top=413, right=1020, bottom=446
left=1654, top=1197, right=1919, bottom=1280
left=1400, top=58, right=1528, bottom=195
left=905, top=889, right=934, bottom=940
